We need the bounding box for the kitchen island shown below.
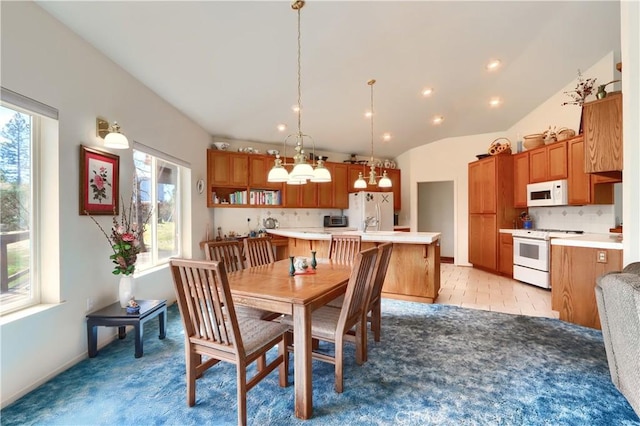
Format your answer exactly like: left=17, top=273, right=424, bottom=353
left=266, top=228, right=442, bottom=303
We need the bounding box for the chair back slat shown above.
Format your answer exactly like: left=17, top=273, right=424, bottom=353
left=370, top=243, right=394, bottom=306
left=170, top=259, right=243, bottom=354
left=337, top=247, right=378, bottom=333
left=329, top=234, right=362, bottom=263
left=243, top=237, right=275, bottom=267
left=204, top=240, right=245, bottom=272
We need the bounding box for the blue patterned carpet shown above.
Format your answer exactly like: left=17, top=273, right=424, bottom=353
left=2, top=300, right=639, bottom=425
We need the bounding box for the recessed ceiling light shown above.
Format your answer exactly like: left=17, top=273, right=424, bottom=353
left=489, top=97, right=502, bottom=107
left=365, top=110, right=373, bottom=119
left=382, top=132, right=392, bottom=141
left=422, top=88, right=434, bottom=97
left=486, top=59, right=501, bottom=71
left=277, top=124, right=287, bottom=132
left=432, top=115, right=444, bottom=125
left=292, top=105, right=300, bottom=113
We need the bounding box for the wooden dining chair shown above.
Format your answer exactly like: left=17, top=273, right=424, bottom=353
left=327, top=243, right=393, bottom=361
left=204, top=240, right=245, bottom=271
left=243, top=237, right=275, bottom=268
left=204, top=240, right=275, bottom=321
left=282, top=246, right=378, bottom=393
left=328, top=234, right=362, bottom=263
left=170, top=258, right=289, bottom=426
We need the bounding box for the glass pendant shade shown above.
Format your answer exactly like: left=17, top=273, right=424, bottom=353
left=104, top=131, right=129, bottom=149
left=354, top=173, right=367, bottom=189
left=290, top=162, right=314, bottom=180
left=267, top=164, right=289, bottom=182
left=378, top=171, right=392, bottom=188
left=287, top=176, right=306, bottom=185
left=310, top=161, right=331, bottom=182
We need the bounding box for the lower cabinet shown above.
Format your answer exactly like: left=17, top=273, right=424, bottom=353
left=551, top=244, right=622, bottom=329
left=498, top=233, right=513, bottom=277
left=469, top=214, right=497, bottom=271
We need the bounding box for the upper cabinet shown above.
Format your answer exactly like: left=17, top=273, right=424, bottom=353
left=528, top=140, right=567, bottom=183
left=568, top=136, right=614, bottom=205
left=513, top=151, right=530, bottom=208
left=207, top=150, right=249, bottom=187
left=206, top=150, right=396, bottom=209
left=583, top=91, right=623, bottom=174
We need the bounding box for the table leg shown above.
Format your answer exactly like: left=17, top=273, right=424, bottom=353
left=134, top=323, right=143, bottom=358
left=293, top=304, right=312, bottom=419
left=87, top=323, right=98, bottom=358
left=159, top=307, right=167, bottom=339
left=118, top=326, right=126, bottom=339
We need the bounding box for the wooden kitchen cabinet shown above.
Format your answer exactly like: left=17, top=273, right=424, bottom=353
left=386, top=168, right=402, bottom=210
left=468, top=154, right=516, bottom=273
left=498, top=232, right=513, bottom=277
left=568, top=135, right=614, bottom=205
left=318, top=163, right=349, bottom=209
left=513, top=151, right=530, bottom=208
left=248, top=155, right=284, bottom=190
left=583, top=91, right=623, bottom=173
left=551, top=244, right=623, bottom=329
left=529, top=140, right=567, bottom=183
left=207, top=150, right=249, bottom=187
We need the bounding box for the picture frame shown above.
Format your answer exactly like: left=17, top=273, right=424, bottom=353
left=79, top=145, right=119, bottom=215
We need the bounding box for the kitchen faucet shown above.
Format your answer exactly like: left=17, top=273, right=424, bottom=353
left=363, top=216, right=378, bottom=233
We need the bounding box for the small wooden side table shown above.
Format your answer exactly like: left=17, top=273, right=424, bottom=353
left=86, top=299, right=167, bottom=358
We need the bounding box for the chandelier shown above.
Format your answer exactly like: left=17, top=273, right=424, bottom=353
left=267, top=0, right=331, bottom=185
left=354, top=79, right=392, bottom=189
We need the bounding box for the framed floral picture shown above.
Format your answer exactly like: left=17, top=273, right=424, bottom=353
left=79, top=145, right=119, bottom=215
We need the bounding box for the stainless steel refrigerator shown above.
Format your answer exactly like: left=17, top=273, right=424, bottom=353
left=347, top=191, right=394, bottom=231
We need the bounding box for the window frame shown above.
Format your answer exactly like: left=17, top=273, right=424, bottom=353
left=0, top=103, right=41, bottom=314
left=133, top=145, right=184, bottom=273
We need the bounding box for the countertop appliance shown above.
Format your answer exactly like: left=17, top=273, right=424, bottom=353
left=323, top=215, right=348, bottom=227
left=527, top=179, right=568, bottom=207
left=346, top=191, right=394, bottom=231
left=512, top=228, right=584, bottom=289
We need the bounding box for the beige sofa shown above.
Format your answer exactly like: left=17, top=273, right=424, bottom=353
left=595, top=262, right=640, bottom=418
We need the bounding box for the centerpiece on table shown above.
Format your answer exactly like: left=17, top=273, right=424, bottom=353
left=87, top=197, right=151, bottom=307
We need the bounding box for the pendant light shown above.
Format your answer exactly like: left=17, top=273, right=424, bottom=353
left=267, top=0, right=331, bottom=185
left=354, top=79, right=392, bottom=189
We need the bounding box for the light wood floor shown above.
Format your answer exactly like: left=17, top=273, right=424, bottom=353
left=437, top=263, right=558, bottom=319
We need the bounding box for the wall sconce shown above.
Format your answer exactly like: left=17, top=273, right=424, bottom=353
left=96, top=117, right=129, bottom=149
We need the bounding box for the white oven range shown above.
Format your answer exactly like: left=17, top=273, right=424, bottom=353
left=512, top=229, right=584, bottom=289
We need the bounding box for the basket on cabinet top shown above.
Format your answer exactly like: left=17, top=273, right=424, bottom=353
left=488, top=137, right=512, bottom=156
left=523, top=134, right=544, bottom=150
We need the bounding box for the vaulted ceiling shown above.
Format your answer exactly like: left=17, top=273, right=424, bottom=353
left=36, top=1, right=621, bottom=159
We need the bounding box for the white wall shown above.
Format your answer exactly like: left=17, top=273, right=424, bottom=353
left=0, top=2, right=212, bottom=407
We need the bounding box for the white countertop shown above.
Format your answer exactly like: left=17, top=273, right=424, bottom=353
left=267, top=228, right=440, bottom=244
left=499, top=228, right=623, bottom=250
left=550, top=233, right=623, bottom=250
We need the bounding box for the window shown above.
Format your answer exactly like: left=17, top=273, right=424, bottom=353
left=133, top=146, right=184, bottom=271
left=0, top=99, right=49, bottom=314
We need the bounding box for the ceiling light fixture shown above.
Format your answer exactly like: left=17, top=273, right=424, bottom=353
left=486, top=59, right=501, bottom=71
left=354, top=79, right=392, bottom=189
left=432, top=115, right=444, bottom=125
left=268, top=0, right=331, bottom=185
left=422, top=87, right=434, bottom=97
left=96, top=117, right=129, bottom=149
left=489, top=97, right=502, bottom=107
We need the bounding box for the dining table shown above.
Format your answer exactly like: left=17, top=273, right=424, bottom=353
left=226, top=258, right=353, bottom=420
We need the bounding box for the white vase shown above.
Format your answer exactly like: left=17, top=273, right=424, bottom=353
left=119, top=275, right=135, bottom=307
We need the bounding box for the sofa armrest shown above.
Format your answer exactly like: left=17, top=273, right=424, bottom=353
left=623, top=262, right=640, bottom=276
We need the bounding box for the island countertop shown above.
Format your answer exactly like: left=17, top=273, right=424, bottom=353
left=266, top=228, right=441, bottom=244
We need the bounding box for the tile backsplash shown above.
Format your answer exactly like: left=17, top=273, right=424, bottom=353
left=210, top=208, right=343, bottom=238
left=528, top=205, right=615, bottom=233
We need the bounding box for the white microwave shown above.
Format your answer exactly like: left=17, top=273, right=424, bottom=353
left=527, top=179, right=568, bottom=207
